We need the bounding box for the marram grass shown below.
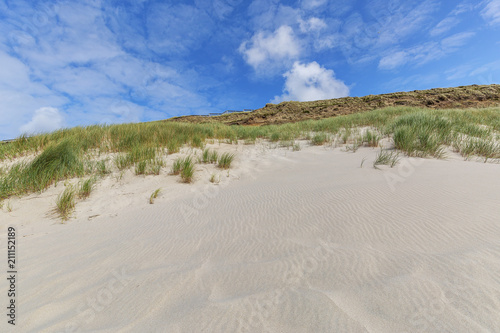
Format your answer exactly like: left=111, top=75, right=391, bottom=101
left=0, top=106, right=499, bottom=200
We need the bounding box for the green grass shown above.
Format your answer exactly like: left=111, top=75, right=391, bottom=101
left=56, top=185, right=76, bottom=221
left=78, top=177, right=97, bottom=199
left=362, top=130, right=380, bottom=147
left=209, top=173, right=219, bottom=184
left=373, top=149, right=400, bottom=169
left=170, top=156, right=195, bottom=182
left=150, top=188, right=161, bottom=204
left=454, top=137, right=500, bottom=162
left=170, top=158, right=182, bottom=175
left=217, top=152, right=235, bottom=169
left=180, top=157, right=195, bottom=183
left=135, top=160, right=147, bottom=175
left=0, top=140, right=84, bottom=199
left=311, top=133, right=328, bottom=146
left=1, top=106, right=499, bottom=200
left=95, top=160, right=110, bottom=176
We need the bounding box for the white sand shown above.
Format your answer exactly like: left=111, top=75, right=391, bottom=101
left=1, top=142, right=500, bottom=332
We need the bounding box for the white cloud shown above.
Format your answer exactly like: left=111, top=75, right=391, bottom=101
left=247, top=1, right=300, bottom=31
left=430, top=17, right=460, bottom=36
left=19, top=107, right=64, bottom=135
left=300, top=0, right=328, bottom=10
left=378, top=51, right=409, bottom=70
left=441, top=32, right=476, bottom=51
left=378, top=31, right=475, bottom=70
left=239, top=25, right=301, bottom=71
left=272, top=61, right=349, bottom=103
left=299, top=17, right=327, bottom=32
left=0, top=1, right=226, bottom=139
left=482, top=0, right=500, bottom=25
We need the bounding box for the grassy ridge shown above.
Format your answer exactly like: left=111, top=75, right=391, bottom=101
left=1, top=106, right=499, bottom=201
left=169, top=84, right=500, bottom=125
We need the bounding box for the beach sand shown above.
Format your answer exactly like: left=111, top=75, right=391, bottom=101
left=1, top=142, right=500, bottom=332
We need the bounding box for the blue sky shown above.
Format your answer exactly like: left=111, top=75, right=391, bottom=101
left=0, top=0, right=499, bottom=140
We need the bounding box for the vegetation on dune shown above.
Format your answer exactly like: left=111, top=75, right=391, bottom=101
left=150, top=188, right=161, bottom=204
left=0, top=103, right=499, bottom=203
left=55, top=185, right=76, bottom=221
left=217, top=152, right=235, bottom=169
left=169, top=84, right=500, bottom=126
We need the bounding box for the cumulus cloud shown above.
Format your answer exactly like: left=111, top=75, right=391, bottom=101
left=19, top=107, right=65, bottom=135
left=482, top=0, right=500, bottom=25
left=239, top=25, right=301, bottom=71
left=272, top=61, right=349, bottom=103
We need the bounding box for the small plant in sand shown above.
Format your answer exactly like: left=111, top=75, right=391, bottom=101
left=78, top=177, right=97, bottom=199
left=149, top=188, right=161, bottom=204
left=171, top=156, right=195, bottom=182
left=170, top=158, right=183, bottom=175
left=180, top=157, right=195, bottom=183
left=56, top=185, right=76, bottom=221
left=209, top=173, right=219, bottom=184
left=217, top=152, right=235, bottom=169
left=147, top=158, right=165, bottom=175
left=373, top=149, right=400, bottom=169
left=292, top=142, right=301, bottom=151
left=201, top=148, right=212, bottom=163
left=360, top=157, right=367, bottom=168
left=209, top=150, right=218, bottom=163
left=345, top=139, right=361, bottom=152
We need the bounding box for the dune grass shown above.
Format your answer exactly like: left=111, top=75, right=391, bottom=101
left=373, top=149, right=400, bottom=169
left=1, top=106, right=499, bottom=201
left=78, top=177, right=97, bottom=199
left=311, top=133, right=328, bottom=146
left=0, top=140, right=85, bottom=199
left=180, top=157, right=195, bottom=183
left=217, top=153, right=235, bottom=169
left=149, top=188, right=161, bottom=204
left=170, top=156, right=195, bottom=182
left=55, top=185, right=76, bottom=221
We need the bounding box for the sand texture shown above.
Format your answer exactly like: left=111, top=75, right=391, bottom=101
left=1, top=143, right=500, bottom=332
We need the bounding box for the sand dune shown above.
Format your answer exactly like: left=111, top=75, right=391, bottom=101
left=1, top=143, right=500, bottom=332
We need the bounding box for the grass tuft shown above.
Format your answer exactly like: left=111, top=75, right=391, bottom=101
left=373, top=149, right=400, bottom=169
left=311, top=133, right=328, bottom=146
left=180, top=157, right=195, bottom=183
left=78, top=177, right=97, bottom=199
left=56, top=185, right=76, bottom=221
left=217, top=152, right=235, bottom=169
left=150, top=188, right=161, bottom=204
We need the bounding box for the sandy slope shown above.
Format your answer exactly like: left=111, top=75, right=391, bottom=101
left=1, top=143, right=500, bottom=332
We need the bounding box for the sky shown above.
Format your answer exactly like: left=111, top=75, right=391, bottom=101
left=0, top=0, right=499, bottom=140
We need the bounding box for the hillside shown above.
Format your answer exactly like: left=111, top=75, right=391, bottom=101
left=168, top=84, right=500, bottom=125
